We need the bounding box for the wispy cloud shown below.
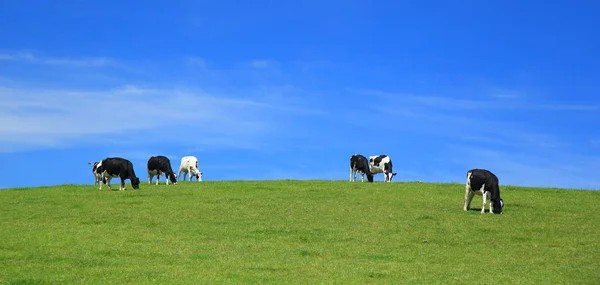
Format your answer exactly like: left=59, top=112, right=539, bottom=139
left=0, top=83, right=316, bottom=153
left=349, top=88, right=600, bottom=189
left=186, top=56, right=208, bottom=70
left=0, top=51, right=119, bottom=68
left=447, top=144, right=600, bottom=189
left=247, top=59, right=277, bottom=69
left=361, top=89, right=600, bottom=112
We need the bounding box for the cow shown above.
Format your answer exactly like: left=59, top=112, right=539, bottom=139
left=177, top=156, right=203, bottom=182
left=87, top=161, right=103, bottom=184
left=369, top=155, right=397, bottom=182
left=147, top=155, right=178, bottom=185
left=463, top=168, right=504, bottom=214
left=98, top=157, right=140, bottom=191
left=349, top=154, right=374, bottom=182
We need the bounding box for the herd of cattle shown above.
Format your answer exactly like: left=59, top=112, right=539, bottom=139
left=87, top=153, right=504, bottom=215
left=87, top=155, right=202, bottom=190
left=350, top=154, right=504, bottom=214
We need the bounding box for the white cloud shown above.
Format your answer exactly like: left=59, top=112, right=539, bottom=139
left=361, top=89, right=599, bottom=112
left=0, top=84, right=310, bottom=153
left=447, top=144, right=600, bottom=189
left=186, top=56, right=208, bottom=70
left=248, top=59, right=276, bottom=68
left=0, top=51, right=118, bottom=68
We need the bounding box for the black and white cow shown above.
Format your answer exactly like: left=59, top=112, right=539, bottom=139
left=369, top=155, right=397, bottom=182
left=463, top=168, right=504, bottom=214
left=349, top=154, right=374, bottom=182
left=147, top=155, right=177, bottom=185
left=178, top=156, right=203, bottom=182
left=98, top=157, right=140, bottom=191
left=87, top=161, right=103, bottom=184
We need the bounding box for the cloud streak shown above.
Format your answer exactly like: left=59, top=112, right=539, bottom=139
left=0, top=83, right=316, bottom=153
left=0, top=51, right=119, bottom=68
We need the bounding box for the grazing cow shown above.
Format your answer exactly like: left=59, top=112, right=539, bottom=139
left=147, top=155, right=178, bottom=185
left=178, top=156, right=203, bottom=181
left=87, top=161, right=103, bottom=184
left=349, top=154, right=374, bottom=182
left=98, top=157, right=140, bottom=191
left=369, top=155, right=397, bottom=182
left=463, top=168, right=504, bottom=214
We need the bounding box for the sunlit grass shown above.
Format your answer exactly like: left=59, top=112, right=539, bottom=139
left=1, top=180, right=598, bottom=284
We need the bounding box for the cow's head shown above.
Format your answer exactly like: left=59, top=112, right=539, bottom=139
left=385, top=172, right=398, bottom=182
left=492, top=198, right=504, bottom=214
left=168, top=173, right=178, bottom=184
left=366, top=173, right=374, bottom=183
left=131, top=177, right=141, bottom=189
left=196, top=171, right=203, bottom=182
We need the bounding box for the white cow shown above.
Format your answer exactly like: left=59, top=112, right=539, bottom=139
left=177, top=156, right=203, bottom=181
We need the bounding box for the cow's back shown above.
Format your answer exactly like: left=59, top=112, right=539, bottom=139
left=181, top=156, right=198, bottom=168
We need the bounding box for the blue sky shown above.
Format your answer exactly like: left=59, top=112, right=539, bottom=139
left=1, top=0, right=599, bottom=190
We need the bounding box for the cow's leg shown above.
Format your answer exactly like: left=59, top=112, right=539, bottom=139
left=99, top=176, right=104, bottom=190
left=463, top=173, right=472, bottom=211
left=106, top=177, right=113, bottom=190
left=464, top=187, right=476, bottom=211
left=155, top=172, right=160, bottom=185
left=148, top=171, right=153, bottom=184
left=464, top=190, right=475, bottom=211
left=349, top=168, right=353, bottom=182
left=486, top=192, right=493, bottom=214
left=119, top=174, right=127, bottom=191
left=188, top=168, right=193, bottom=181
left=480, top=185, right=487, bottom=214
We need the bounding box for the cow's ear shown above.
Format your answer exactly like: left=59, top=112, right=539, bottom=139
left=392, top=173, right=397, bottom=176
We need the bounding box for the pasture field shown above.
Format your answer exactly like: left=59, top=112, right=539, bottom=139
left=1, top=180, right=599, bottom=284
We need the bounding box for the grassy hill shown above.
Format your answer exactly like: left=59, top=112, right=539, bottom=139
left=1, top=180, right=598, bottom=284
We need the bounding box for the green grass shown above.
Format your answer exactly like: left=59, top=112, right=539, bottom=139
left=1, top=180, right=599, bottom=284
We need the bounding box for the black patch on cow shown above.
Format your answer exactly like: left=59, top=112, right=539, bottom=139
left=372, top=155, right=387, bottom=167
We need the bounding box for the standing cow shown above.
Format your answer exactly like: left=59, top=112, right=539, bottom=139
left=178, top=156, right=203, bottom=182
left=369, top=155, right=397, bottom=182
left=87, top=161, right=103, bottom=184
left=349, top=154, right=374, bottom=182
left=463, top=168, right=504, bottom=214
left=147, top=155, right=178, bottom=185
left=98, top=157, right=140, bottom=191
